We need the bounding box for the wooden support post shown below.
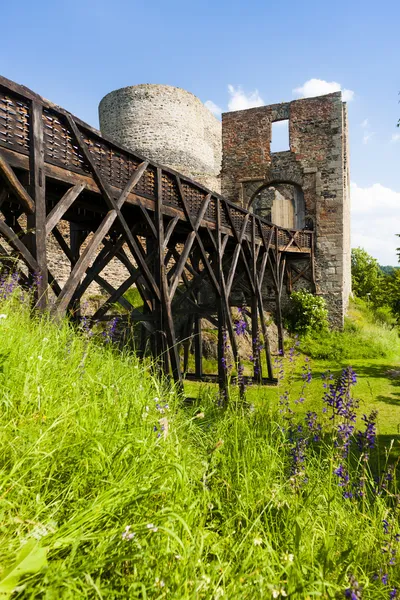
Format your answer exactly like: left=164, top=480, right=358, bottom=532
left=216, top=198, right=229, bottom=403
left=29, top=102, right=48, bottom=309
left=69, top=222, right=85, bottom=319
left=182, top=315, right=193, bottom=374
left=194, top=316, right=203, bottom=379
left=156, top=168, right=182, bottom=388
left=251, top=294, right=262, bottom=384
left=251, top=216, right=262, bottom=383
left=274, top=227, right=285, bottom=356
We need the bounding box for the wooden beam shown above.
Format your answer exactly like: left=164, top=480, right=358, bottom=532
left=156, top=168, right=182, bottom=383
left=29, top=102, right=48, bottom=308
left=176, top=178, right=221, bottom=297
left=0, top=151, right=35, bottom=214
left=45, top=184, right=85, bottom=235
left=52, top=158, right=152, bottom=317
left=168, top=193, right=211, bottom=300
left=65, top=115, right=160, bottom=302
left=0, top=219, right=39, bottom=272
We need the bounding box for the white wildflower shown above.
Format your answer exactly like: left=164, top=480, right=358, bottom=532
left=122, top=525, right=135, bottom=541
left=253, top=536, right=263, bottom=546
left=282, top=552, right=294, bottom=563
left=0, top=314, right=7, bottom=319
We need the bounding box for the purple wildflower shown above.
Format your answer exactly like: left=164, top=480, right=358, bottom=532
left=305, top=411, right=322, bottom=442
left=383, top=520, right=390, bottom=535
left=357, top=410, right=377, bottom=460
left=344, top=575, right=362, bottom=599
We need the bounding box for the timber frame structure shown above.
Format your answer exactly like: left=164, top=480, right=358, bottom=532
left=0, top=75, right=315, bottom=397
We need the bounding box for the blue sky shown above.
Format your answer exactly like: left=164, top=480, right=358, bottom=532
left=1, top=0, right=399, bottom=263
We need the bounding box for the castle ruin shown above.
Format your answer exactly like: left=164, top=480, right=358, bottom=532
left=99, top=85, right=351, bottom=326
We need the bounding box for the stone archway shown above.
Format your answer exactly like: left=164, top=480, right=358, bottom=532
left=249, top=181, right=305, bottom=229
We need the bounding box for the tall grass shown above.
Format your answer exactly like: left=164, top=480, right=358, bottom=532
left=298, top=298, right=400, bottom=360
left=0, top=288, right=399, bottom=598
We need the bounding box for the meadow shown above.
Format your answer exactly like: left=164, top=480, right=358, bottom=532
left=1, top=285, right=400, bottom=599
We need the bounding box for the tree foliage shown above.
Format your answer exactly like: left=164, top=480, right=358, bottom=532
left=351, top=247, right=400, bottom=324
left=351, top=247, right=382, bottom=302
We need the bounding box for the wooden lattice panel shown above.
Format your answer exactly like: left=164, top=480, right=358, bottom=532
left=136, top=165, right=156, bottom=198
left=277, top=229, right=291, bottom=247
left=43, top=108, right=90, bottom=174
left=161, top=172, right=180, bottom=208
left=205, top=197, right=217, bottom=224
left=181, top=181, right=207, bottom=218
left=0, top=91, right=30, bottom=154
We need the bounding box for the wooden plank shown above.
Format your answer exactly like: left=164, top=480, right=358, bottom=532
left=29, top=102, right=48, bottom=307
left=45, top=184, right=85, bottom=235
left=163, top=215, right=179, bottom=250
left=156, top=168, right=182, bottom=383
left=168, top=193, right=211, bottom=300
left=194, top=316, right=203, bottom=378
left=0, top=151, right=35, bottom=214
left=176, top=179, right=220, bottom=296
left=0, top=219, right=39, bottom=272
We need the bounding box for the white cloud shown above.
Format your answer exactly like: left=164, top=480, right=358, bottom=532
left=204, top=99, right=222, bottom=118
left=227, top=85, right=264, bottom=111
left=293, top=78, right=354, bottom=102
left=363, top=131, right=375, bottom=145
left=391, top=132, right=400, bottom=143
left=361, top=119, right=369, bottom=128
left=351, top=181, right=400, bottom=265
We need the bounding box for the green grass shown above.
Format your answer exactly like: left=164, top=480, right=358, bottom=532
left=1, top=290, right=400, bottom=598
left=297, top=298, right=400, bottom=361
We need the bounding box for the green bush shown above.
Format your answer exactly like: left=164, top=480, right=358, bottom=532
left=284, top=289, right=329, bottom=334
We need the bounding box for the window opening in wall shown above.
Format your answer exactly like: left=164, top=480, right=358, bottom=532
left=270, top=120, right=290, bottom=153
left=252, top=183, right=305, bottom=230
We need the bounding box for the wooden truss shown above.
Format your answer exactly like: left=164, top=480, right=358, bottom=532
left=0, top=75, right=315, bottom=399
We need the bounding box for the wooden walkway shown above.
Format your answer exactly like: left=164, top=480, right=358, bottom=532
left=0, top=75, right=315, bottom=396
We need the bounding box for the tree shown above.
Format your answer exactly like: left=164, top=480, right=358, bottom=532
left=351, top=247, right=383, bottom=303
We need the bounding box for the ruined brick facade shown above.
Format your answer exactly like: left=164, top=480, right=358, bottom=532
left=221, top=92, right=351, bottom=326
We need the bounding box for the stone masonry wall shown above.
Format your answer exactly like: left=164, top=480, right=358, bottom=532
left=99, top=84, right=222, bottom=193
left=221, top=92, right=351, bottom=326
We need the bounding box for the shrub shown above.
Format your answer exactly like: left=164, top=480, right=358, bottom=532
left=284, top=289, right=329, bottom=335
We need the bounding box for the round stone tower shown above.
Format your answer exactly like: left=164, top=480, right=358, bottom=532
left=99, top=84, right=222, bottom=193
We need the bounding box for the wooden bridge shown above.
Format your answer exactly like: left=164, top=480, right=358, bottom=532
left=0, top=75, right=315, bottom=395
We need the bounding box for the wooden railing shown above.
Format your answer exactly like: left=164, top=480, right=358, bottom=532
left=0, top=75, right=313, bottom=253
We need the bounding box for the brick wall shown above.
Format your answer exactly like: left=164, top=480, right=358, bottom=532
left=221, top=92, right=351, bottom=326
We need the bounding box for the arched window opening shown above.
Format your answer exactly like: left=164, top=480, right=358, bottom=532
left=251, top=182, right=305, bottom=230
left=305, top=217, right=314, bottom=231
